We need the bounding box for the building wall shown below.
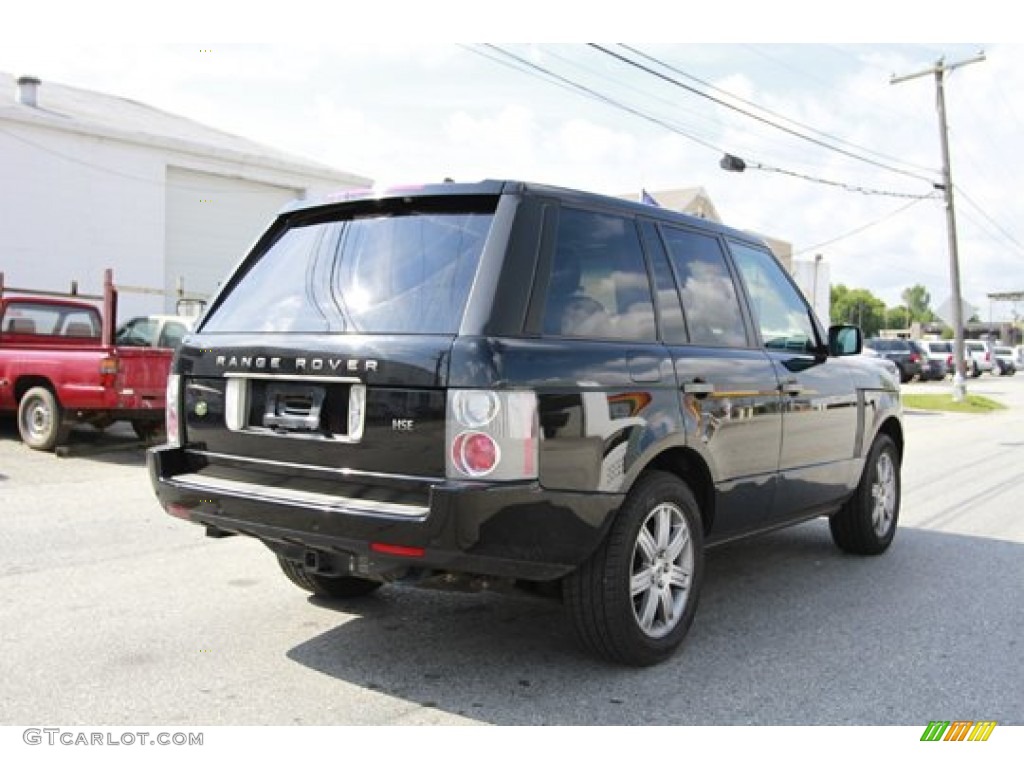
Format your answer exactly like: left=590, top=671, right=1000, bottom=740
left=790, top=257, right=831, bottom=327
left=0, top=120, right=364, bottom=320
left=0, top=121, right=166, bottom=318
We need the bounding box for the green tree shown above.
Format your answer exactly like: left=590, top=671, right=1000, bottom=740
left=901, top=284, right=936, bottom=323
left=831, top=284, right=887, bottom=337
left=886, top=305, right=912, bottom=329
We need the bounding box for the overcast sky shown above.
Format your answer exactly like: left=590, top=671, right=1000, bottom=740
left=3, top=5, right=1021, bottom=321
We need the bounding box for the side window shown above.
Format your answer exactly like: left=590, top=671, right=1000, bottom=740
left=639, top=221, right=687, bottom=344
left=116, top=317, right=158, bottom=346
left=660, top=226, right=748, bottom=348
left=542, top=208, right=656, bottom=341
left=157, top=322, right=188, bottom=350
left=729, top=241, right=818, bottom=353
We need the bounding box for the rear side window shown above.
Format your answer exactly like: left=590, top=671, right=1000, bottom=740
left=660, top=226, right=748, bottom=348
left=203, top=202, right=494, bottom=334
left=542, top=208, right=656, bottom=341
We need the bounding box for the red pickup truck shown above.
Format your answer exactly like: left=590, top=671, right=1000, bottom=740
left=0, top=270, right=173, bottom=450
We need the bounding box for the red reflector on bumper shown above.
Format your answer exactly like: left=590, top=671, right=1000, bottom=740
left=166, top=502, right=193, bottom=521
left=370, top=542, right=425, bottom=558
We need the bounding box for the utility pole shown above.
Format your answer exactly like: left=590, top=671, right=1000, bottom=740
left=892, top=52, right=987, bottom=403
left=891, top=52, right=985, bottom=401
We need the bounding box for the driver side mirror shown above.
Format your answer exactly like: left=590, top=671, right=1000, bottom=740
left=829, top=324, right=862, bottom=357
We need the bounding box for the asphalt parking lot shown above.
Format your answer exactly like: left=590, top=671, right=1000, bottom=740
left=1, top=373, right=1022, bottom=725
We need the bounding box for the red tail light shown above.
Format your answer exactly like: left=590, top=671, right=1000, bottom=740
left=446, top=390, right=537, bottom=481
left=910, top=353, right=920, bottom=363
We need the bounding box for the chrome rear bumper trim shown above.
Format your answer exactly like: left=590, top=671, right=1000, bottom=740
left=167, top=472, right=429, bottom=520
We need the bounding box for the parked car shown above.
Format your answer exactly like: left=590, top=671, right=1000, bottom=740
left=148, top=179, right=903, bottom=666
left=964, top=339, right=996, bottom=377
left=0, top=271, right=172, bottom=449
left=863, top=337, right=923, bottom=383
left=909, top=340, right=947, bottom=381
left=116, top=314, right=194, bottom=351
left=994, top=346, right=1017, bottom=376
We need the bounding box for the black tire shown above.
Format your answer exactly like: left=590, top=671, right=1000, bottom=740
left=971, top=362, right=981, bottom=378
left=276, top=556, right=382, bottom=599
left=564, top=471, right=704, bottom=666
left=830, top=434, right=900, bottom=555
left=132, top=420, right=165, bottom=442
left=17, top=386, right=71, bottom=451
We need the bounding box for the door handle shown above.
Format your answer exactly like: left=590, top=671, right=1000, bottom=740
left=681, top=381, right=715, bottom=398
left=780, top=379, right=803, bottom=396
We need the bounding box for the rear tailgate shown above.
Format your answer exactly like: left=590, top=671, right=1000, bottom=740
left=114, top=347, right=173, bottom=409
left=163, top=191, right=499, bottom=515
left=176, top=335, right=450, bottom=511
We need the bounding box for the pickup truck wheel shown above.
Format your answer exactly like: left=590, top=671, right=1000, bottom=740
left=17, top=386, right=71, bottom=451
left=830, top=434, right=900, bottom=555
left=564, top=471, right=704, bottom=666
left=131, top=420, right=165, bottom=442
left=276, top=556, right=382, bottom=599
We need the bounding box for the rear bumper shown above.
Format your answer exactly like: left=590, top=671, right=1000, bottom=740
left=147, top=445, right=622, bottom=581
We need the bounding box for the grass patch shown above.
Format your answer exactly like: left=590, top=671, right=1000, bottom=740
left=902, top=393, right=1006, bottom=414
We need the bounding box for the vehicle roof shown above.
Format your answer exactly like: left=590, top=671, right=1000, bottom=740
left=1, top=295, right=100, bottom=312
left=278, top=179, right=767, bottom=248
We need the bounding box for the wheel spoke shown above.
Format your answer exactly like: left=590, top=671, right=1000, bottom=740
left=658, top=585, right=675, bottom=623
left=631, top=569, right=654, bottom=597
left=666, top=526, right=690, bottom=561
left=637, top=588, right=658, bottom=631
left=636, top=527, right=657, bottom=564
left=654, top=507, right=671, bottom=550
left=668, top=564, right=691, bottom=589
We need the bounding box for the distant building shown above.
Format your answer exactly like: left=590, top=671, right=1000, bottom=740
left=1, top=73, right=370, bottom=316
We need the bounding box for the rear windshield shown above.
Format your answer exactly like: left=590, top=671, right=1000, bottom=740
left=202, top=200, right=495, bottom=335
left=1, top=301, right=100, bottom=338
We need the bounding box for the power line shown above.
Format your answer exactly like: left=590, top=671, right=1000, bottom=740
left=470, top=45, right=935, bottom=201
left=957, top=187, right=1024, bottom=254
left=589, top=44, right=939, bottom=187
left=734, top=161, right=936, bottom=200
left=622, top=44, right=939, bottom=178
left=474, top=44, right=723, bottom=153
left=792, top=197, right=931, bottom=255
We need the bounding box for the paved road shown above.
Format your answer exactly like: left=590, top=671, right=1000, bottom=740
left=1, top=375, right=1022, bottom=725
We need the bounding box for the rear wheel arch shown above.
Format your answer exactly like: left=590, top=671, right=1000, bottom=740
left=635, top=447, right=716, bottom=536
left=14, top=375, right=57, bottom=403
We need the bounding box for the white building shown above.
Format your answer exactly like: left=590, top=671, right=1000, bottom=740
left=0, top=73, right=370, bottom=317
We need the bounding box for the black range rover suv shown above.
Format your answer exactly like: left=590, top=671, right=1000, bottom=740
left=149, top=180, right=903, bottom=666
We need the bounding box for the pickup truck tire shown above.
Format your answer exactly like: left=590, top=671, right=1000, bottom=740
left=564, top=471, right=704, bottom=666
left=829, top=434, right=900, bottom=555
left=132, top=420, right=165, bottom=442
left=17, top=386, right=71, bottom=451
left=276, top=556, right=382, bottom=599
